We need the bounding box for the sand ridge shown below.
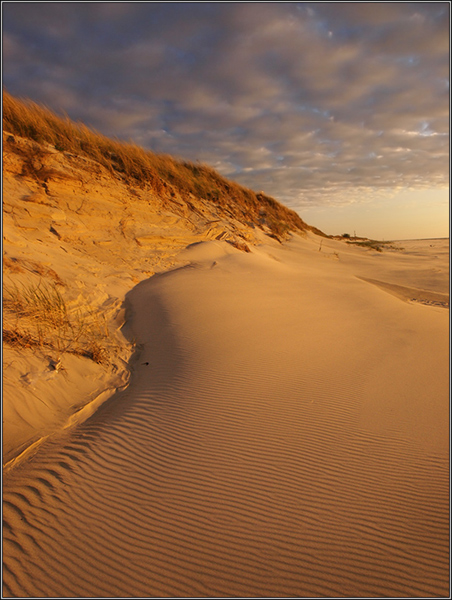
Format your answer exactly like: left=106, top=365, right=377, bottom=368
left=3, top=234, right=449, bottom=597
left=3, top=129, right=275, bottom=466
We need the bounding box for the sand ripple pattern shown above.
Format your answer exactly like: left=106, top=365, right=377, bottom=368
left=3, top=256, right=449, bottom=597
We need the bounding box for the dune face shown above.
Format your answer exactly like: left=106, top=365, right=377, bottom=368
left=3, top=234, right=449, bottom=597
left=2, top=128, right=288, bottom=467
left=2, top=100, right=450, bottom=597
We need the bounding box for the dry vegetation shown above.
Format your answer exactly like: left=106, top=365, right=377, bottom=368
left=3, top=91, right=325, bottom=363
left=3, top=280, right=110, bottom=363
left=344, top=239, right=403, bottom=252
left=3, top=90, right=323, bottom=239
left=3, top=256, right=64, bottom=283
left=3, top=256, right=111, bottom=364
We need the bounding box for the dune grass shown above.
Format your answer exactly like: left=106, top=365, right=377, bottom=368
left=3, top=90, right=319, bottom=238
left=344, top=239, right=402, bottom=252
left=2, top=91, right=323, bottom=363
left=345, top=240, right=384, bottom=252
left=3, top=281, right=110, bottom=363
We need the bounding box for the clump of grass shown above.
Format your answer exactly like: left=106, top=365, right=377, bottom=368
left=3, top=281, right=110, bottom=363
left=3, top=90, right=323, bottom=239
left=4, top=281, right=67, bottom=326
left=345, top=239, right=386, bottom=252
left=3, top=256, right=65, bottom=284
left=345, top=239, right=402, bottom=252
left=3, top=256, right=25, bottom=274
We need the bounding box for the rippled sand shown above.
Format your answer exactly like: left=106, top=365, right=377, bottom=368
left=3, top=235, right=449, bottom=597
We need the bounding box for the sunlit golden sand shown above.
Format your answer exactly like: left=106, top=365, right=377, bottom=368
left=3, top=233, right=449, bottom=597
left=2, top=128, right=449, bottom=597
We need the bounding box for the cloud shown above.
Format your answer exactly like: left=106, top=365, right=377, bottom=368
left=2, top=2, right=449, bottom=212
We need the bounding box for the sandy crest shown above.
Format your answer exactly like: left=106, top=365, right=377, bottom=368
left=2, top=130, right=262, bottom=466
left=2, top=234, right=449, bottom=597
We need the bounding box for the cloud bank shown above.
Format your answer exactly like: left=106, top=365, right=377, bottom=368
left=3, top=2, right=449, bottom=210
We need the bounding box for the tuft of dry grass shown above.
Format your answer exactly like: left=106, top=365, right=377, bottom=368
left=3, top=281, right=111, bottom=363
left=345, top=239, right=387, bottom=252
left=3, top=90, right=321, bottom=239
left=3, top=256, right=25, bottom=274
left=3, top=256, right=64, bottom=284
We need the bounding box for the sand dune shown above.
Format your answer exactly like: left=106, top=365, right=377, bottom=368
left=2, top=128, right=266, bottom=467
left=3, top=235, right=449, bottom=597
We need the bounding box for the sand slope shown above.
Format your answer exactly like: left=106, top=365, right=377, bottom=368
left=2, top=129, right=266, bottom=466
left=3, top=235, right=449, bottom=597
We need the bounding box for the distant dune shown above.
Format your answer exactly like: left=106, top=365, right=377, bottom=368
left=2, top=93, right=450, bottom=597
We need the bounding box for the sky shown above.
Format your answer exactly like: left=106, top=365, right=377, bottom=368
left=2, top=2, right=450, bottom=239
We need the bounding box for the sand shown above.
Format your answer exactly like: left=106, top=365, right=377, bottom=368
left=2, top=129, right=260, bottom=467
left=2, top=231, right=449, bottom=597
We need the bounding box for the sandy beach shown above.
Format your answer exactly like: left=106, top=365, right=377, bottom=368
left=3, top=232, right=449, bottom=597
left=3, top=7, right=449, bottom=596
